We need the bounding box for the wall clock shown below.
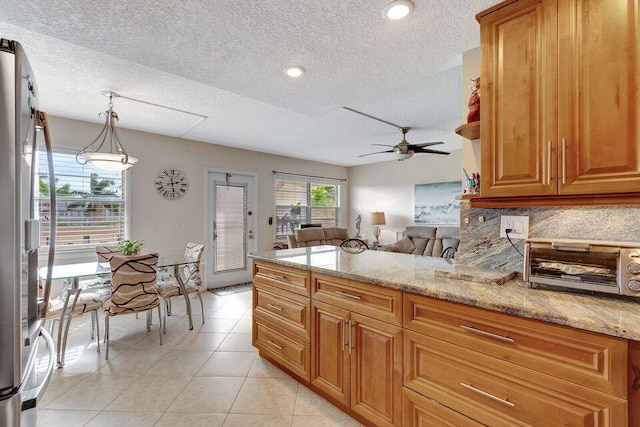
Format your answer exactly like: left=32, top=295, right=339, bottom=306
left=155, top=168, right=188, bottom=199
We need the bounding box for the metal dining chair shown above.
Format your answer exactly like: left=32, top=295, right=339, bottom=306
left=43, top=287, right=104, bottom=367
left=103, top=253, right=162, bottom=360
left=340, top=238, right=370, bottom=253
left=157, top=243, right=205, bottom=333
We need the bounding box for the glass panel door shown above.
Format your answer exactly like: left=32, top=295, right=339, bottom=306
left=206, top=170, right=257, bottom=289
left=214, top=182, right=247, bottom=272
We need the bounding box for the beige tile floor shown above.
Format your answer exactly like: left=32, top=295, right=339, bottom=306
left=37, top=290, right=362, bottom=427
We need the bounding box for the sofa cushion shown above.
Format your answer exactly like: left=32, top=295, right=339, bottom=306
left=294, top=228, right=326, bottom=247
left=405, top=226, right=437, bottom=240
left=411, top=238, right=429, bottom=255
left=394, top=236, right=415, bottom=254
left=432, top=226, right=460, bottom=257
left=291, top=227, right=350, bottom=248
left=420, top=239, right=437, bottom=256
left=323, top=227, right=350, bottom=245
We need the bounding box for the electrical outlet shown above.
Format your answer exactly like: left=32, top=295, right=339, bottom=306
left=500, top=215, right=529, bottom=239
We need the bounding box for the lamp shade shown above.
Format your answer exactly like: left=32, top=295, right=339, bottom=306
left=369, top=212, right=386, bottom=226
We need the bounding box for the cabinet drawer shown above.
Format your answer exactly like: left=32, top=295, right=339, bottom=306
left=312, top=273, right=402, bottom=326
left=404, top=330, right=626, bottom=427
left=403, top=293, right=627, bottom=398
left=253, top=281, right=310, bottom=339
left=253, top=317, right=310, bottom=382
left=253, top=261, right=311, bottom=297
left=402, top=387, right=483, bottom=427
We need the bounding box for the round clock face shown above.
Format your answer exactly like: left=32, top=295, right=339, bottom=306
left=155, top=168, right=188, bottom=199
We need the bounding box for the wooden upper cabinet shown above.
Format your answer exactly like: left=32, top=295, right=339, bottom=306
left=558, top=0, right=640, bottom=194
left=478, top=0, right=640, bottom=199
left=479, top=0, right=557, bottom=197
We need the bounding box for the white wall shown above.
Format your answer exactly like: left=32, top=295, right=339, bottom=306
left=46, top=116, right=348, bottom=261
left=461, top=47, right=481, bottom=174
left=347, top=151, right=462, bottom=245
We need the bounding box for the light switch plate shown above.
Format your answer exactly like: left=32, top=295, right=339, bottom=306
left=500, top=215, right=529, bottom=239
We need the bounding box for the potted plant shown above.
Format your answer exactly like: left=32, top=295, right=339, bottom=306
left=117, top=239, right=145, bottom=256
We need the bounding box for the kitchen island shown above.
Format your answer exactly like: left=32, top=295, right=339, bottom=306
left=250, top=246, right=640, bottom=426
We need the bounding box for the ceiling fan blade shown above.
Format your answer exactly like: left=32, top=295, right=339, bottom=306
left=411, top=141, right=445, bottom=148
left=414, top=148, right=450, bottom=155
left=343, top=107, right=406, bottom=131
left=358, top=150, right=395, bottom=157
left=371, top=143, right=395, bottom=147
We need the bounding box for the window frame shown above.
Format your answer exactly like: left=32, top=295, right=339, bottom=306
left=36, top=146, right=131, bottom=260
left=274, top=173, right=342, bottom=240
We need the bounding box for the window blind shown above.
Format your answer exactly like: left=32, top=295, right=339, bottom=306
left=274, top=173, right=341, bottom=239
left=37, top=150, right=126, bottom=250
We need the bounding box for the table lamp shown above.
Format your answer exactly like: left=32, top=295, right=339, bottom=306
left=369, top=212, right=386, bottom=245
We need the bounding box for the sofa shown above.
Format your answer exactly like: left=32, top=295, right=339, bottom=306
left=287, top=227, right=350, bottom=248
left=379, top=226, right=460, bottom=257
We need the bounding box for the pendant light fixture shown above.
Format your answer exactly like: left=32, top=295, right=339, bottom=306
left=76, top=91, right=138, bottom=172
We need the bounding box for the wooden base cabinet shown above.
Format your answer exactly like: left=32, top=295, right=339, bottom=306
left=311, top=300, right=403, bottom=427
left=252, top=262, right=312, bottom=381
left=252, top=262, right=637, bottom=426
left=404, top=330, right=626, bottom=427
left=403, top=293, right=629, bottom=426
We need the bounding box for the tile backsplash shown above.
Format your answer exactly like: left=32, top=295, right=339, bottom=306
left=456, top=202, right=640, bottom=273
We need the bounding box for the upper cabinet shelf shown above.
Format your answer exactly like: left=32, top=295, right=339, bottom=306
left=455, top=121, right=480, bottom=140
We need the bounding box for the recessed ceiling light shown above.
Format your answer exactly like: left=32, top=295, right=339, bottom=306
left=383, top=0, right=414, bottom=20
left=285, top=66, right=305, bottom=78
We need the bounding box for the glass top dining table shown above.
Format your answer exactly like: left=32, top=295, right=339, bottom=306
left=38, top=255, right=199, bottom=367
left=38, top=255, right=195, bottom=284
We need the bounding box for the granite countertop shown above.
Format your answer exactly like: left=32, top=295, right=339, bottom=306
left=249, top=246, right=640, bottom=341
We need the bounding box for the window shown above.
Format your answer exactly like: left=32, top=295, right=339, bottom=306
left=274, top=173, right=341, bottom=239
left=37, top=149, right=126, bottom=251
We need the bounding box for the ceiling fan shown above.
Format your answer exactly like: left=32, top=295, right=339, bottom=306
left=344, top=107, right=450, bottom=161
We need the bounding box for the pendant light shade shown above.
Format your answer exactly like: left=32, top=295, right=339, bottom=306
left=76, top=91, right=137, bottom=171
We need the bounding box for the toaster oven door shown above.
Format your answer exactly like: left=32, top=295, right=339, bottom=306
left=526, top=242, right=619, bottom=293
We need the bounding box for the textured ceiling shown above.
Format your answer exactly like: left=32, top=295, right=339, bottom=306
left=0, top=0, right=501, bottom=166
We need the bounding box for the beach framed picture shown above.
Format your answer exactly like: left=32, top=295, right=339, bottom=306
left=414, top=181, right=461, bottom=225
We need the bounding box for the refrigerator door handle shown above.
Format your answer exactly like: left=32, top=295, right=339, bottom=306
left=19, top=328, right=54, bottom=411
left=35, top=111, right=56, bottom=318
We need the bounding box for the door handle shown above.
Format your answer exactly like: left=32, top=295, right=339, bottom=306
left=546, top=140, right=552, bottom=185
left=561, top=138, right=567, bottom=184
left=213, top=221, right=217, bottom=240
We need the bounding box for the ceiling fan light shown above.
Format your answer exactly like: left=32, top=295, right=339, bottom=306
left=383, top=0, right=414, bottom=20
left=394, top=147, right=414, bottom=161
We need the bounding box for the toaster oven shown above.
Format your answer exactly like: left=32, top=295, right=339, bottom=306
left=524, top=238, right=640, bottom=297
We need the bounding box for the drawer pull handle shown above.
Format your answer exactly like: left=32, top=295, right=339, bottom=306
left=461, top=383, right=515, bottom=408
left=335, top=291, right=362, bottom=300
left=460, top=325, right=515, bottom=344
left=263, top=273, right=288, bottom=281
left=267, top=340, right=283, bottom=350
left=266, top=303, right=284, bottom=312
left=341, top=319, right=346, bottom=351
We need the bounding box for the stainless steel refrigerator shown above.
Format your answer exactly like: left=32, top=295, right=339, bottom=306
left=0, top=38, right=57, bottom=426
